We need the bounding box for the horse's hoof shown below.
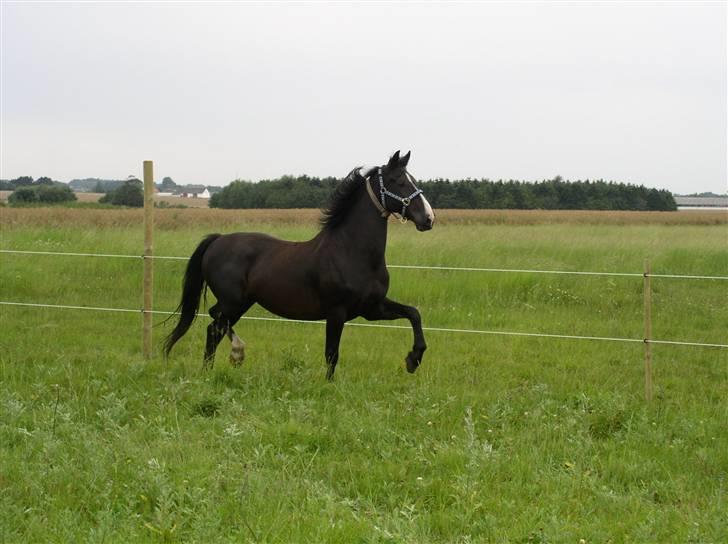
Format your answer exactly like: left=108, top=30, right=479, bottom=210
left=229, top=347, right=245, bottom=367
left=405, top=352, right=421, bottom=374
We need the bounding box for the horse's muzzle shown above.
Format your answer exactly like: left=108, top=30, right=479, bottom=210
left=416, top=221, right=433, bottom=232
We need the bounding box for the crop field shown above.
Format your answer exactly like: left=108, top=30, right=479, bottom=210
left=1, top=208, right=726, bottom=542
left=0, top=191, right=211, bottom=208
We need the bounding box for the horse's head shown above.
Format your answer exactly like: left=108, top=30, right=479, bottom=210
left=376, top=150, right=435, bottom=231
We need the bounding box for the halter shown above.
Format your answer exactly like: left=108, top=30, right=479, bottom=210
left=363, top=167, right=424, bottom=223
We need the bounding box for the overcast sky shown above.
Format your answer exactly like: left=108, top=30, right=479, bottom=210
left=1, top=1, right=726, bottom=193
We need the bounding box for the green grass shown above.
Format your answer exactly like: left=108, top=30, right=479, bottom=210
left=1, top=213, right=726, bottom=542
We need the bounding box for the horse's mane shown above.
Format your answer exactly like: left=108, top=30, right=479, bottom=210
left=319, top=166, right=376, bottom=230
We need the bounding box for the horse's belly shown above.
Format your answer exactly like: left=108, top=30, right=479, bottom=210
left=254, top=288, right=325, bottom=321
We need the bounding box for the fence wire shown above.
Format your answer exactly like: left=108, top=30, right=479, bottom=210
left=2, top=248, right=726, bottom=350
left=1, top=300, right=726, bottom=349
left=2, top=249, right=728, bottom=280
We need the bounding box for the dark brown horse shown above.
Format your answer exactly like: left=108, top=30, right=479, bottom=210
left=163, top=150, right=435, bottom=379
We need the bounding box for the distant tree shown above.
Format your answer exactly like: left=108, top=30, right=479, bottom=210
left=8, top=185, right=76, bottom=205
left=99, top=179, right=144, bottom=207
left=36, top=185, right=76, bottom=202
left=208, top=173, right=678, bottom=211
left=646, top=188, right=677, bottom=211
left=161, top=177, right=177, bottom=191
left=69, top=178, right=124, bottom=192
left=532, top=181, right=559, bottom=209
left=8, top=187, right=38, bottom=204
left=11, top=176, right=34, bottom=187
left=34, top=176, right=54, bottom=185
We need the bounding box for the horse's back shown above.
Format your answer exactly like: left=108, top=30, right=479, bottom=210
left=201, top=232, right=285, bottom=294
left=201, top=231, right=324, bottom=318
left=202, top=232, right=288, bottom=268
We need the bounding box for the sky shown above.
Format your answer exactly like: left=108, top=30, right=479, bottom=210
left=1, top=1, right=726, bottom=194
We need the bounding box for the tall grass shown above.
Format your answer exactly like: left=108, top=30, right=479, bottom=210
left=2, top=207, right=726, bottom=230
left=1, top=209, right=726, bottom=542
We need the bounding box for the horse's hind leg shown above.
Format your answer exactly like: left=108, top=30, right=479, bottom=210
left=204, top=320, right=227, bottom=369
left=204, top=300, right=254, bottom=369
left=204, top=302, right=244, bottom=369
left=228, top=328, right=246, bottom=367
left=204, top=303, right=230, bottom=369
left=227, top=299, right=254, bottom=367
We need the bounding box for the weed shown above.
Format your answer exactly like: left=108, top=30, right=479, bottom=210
left=588, top=409, right=628, bottom=440
left=191, top=398, right=220, bottom=418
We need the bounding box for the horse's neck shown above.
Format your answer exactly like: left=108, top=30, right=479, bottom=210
left=327, top=186, right=388, bottom=261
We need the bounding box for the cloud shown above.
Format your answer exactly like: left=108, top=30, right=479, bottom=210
left=1, top=2, right=725, bottom=193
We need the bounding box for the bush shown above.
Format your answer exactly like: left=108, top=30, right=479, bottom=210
left=8, top=187, right=39, bottom=204
left=8, top=185, right=77, bottom=205
left=35, top=185, right=77, bottom=203
left=99, top=181, right=144, bottom=207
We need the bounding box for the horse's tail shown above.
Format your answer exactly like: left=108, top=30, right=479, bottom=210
left=163, top=234, right=221, bottom=358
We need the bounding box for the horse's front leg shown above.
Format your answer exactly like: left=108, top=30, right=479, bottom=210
left=364, top=298, right=426, bottom=373
left=325, top=309, right=346, bottom=381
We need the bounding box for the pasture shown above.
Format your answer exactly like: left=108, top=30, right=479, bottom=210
left=1, top=208, right=726, bottom=542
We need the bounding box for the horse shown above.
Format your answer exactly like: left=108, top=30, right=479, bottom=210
left=163, top=150, right=435, bottom=380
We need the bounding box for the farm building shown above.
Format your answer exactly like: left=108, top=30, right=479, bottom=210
left=674, top=196, right=728, bottom=208
left=177, top=185, right=208, bottom=198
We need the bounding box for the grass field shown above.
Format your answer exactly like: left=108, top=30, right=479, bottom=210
left=1, top=208, right=726, bottom=542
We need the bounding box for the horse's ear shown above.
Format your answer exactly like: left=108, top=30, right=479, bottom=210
left=400, top=150, right=411, bottom=167
left=387, top=150, right=401, bottom=168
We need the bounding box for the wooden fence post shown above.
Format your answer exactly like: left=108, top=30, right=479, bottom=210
left=143, top=160, right=154, bottom=359
left=643, top=258, right=653, bottom=401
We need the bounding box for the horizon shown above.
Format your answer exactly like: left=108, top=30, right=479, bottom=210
left=4, top=172, right=725, bottom=196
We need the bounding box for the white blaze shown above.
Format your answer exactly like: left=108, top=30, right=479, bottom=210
left=421, top=194, right=435, bottom=224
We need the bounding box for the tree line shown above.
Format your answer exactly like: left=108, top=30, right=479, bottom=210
left=1, top=176, right=57, bottom=190
left=2, top=175, right=142, bottom=207
left=3, top=173, right=679, bottom=211
left=2, top=176, right=77, bottom=205
left=210, top=175, right=677, bottom=211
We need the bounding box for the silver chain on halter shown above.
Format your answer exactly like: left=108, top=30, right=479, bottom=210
left=376, top=167, right=423, bottom=222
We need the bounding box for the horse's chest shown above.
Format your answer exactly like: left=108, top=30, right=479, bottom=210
left=356, top=279, right=387, bottom=308
left=322, top=263, right=388, bottom=304
left=347, top=268, right=389, bottom=310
